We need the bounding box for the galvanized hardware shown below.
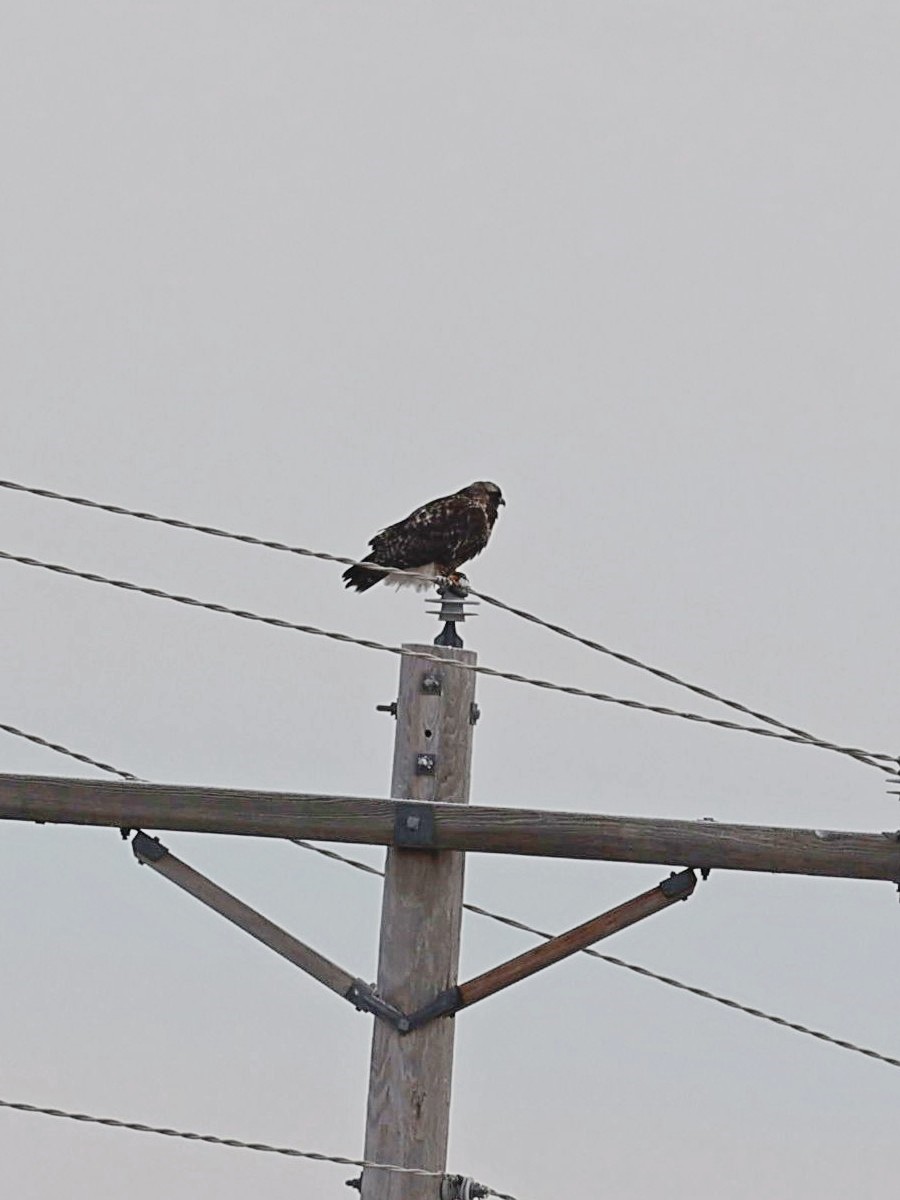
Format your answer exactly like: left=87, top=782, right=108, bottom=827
left=415, top=753, right=436, bottom=775
left=659, top=868, right=696, bottom=900
left=375, top=701, right=398, bottom=717
left=131, top=831, right=168, bottom=863
left=344, top=1176, right=362, bottom=1192
left=469, top=702, right=481, bottom=725
left=441, top=1176, right=489, bottom=1200
left=394, top=801, right=436, bottom=848
left=404, top=985, right=461, bottom=1033
left=344, top=979, right=407, bottom=1029
left=421, top=675, right=442, bottom=695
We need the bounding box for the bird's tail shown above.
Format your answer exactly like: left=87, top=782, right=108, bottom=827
left=342, top=556, right=388, bottom=592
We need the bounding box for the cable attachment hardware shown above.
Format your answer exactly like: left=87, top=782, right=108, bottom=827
left=427, top=578, right=479, bottom=649
left=441, top=1176, right=489, bottom=1200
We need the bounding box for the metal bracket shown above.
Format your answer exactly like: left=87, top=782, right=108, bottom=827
left=132, top=831, right=169, bottom=863
left=403, top=986, right=461, bottom=1033
left=344, top=980, right=410, bottom=1031
left=394, top=802, right=436, bottom=848
left=659, top=868, right=697, bottom=900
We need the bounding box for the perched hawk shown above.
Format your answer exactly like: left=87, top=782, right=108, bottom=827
left=342, top=481, right=505, bottom=592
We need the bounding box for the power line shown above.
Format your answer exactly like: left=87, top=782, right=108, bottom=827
left=1, top=547, right=894, bottom=770
left=472, top=589, right=890, bottom=771
left=291, top=839, right=900, bottom=1073
left=0, top=1096, right=517, bottom=1198
left=0, top=722, right=139, bottom=781
left=0, top=478, right=437, bottom=584
left=1, top=476, right=891, bottom=775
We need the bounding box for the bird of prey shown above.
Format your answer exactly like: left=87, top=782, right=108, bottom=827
left=342, top=481, right=505, bottom=592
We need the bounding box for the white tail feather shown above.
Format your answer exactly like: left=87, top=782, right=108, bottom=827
left=387, top=563, right=440, bottom=592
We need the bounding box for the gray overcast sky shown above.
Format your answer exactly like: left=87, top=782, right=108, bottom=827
left=2, top=2, right=900, bottom=1196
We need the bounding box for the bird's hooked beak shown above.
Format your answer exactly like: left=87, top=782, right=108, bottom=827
left=498, top=496, right=506, bottom=505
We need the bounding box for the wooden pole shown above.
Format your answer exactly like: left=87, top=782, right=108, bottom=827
left=361, top=644, right=476, bottom=1200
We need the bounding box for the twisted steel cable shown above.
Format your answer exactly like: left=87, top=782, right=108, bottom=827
left=0, top=477, right=892, bottom=775
left=0, top=547, right=894, bottom=770
left=0, top=1097, right=517, bottom=1197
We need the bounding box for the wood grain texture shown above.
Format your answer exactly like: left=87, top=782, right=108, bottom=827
left=362, top=645, right=476, bottom=1200
left=458, top=873, right=695, bottom=1007
left=2, top=773, right=899, bottom=881
left=134, top=839, right=356, bottom=996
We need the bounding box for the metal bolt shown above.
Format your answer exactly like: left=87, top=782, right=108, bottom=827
left=469, top=702, right=481, bottom=725
left=422, top=676, right=442, bottom=695
left=376, top=702, right=398, bottom=717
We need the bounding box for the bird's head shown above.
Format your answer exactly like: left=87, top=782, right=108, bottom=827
left=465, top=481, right=505, bottom=509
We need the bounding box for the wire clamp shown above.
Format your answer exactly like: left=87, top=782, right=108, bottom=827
left=441, top=1176, right=489, bottom=1199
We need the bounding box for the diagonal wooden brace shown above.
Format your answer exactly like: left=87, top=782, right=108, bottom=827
left=404, top=868, right=697, bottom=1031
left=131, top=832, right=406, bottom=1029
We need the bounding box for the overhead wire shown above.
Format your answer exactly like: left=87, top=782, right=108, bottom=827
left=0, top=1097, right=517, bottom=1199
left=4, top=481, right=898, bottom=1186
left=0, top=547, right=894, bottom=771
left=0, top=476, right=892, bottom=775
left=0, top=722, right=139, bottom=781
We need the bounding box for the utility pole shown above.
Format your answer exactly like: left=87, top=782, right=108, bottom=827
left=1, top=596, right=899, bottom=1197
left=361, top=640, right=476, bottom=1200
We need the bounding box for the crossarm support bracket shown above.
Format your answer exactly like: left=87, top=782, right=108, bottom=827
left=405, top=868, right=697, bottom=1031
left=130, top=832, right=406, bottom=1029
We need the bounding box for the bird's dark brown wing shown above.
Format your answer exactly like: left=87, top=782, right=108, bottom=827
left=342, top=491, right=490, bottom=591
left=370, top=492, right=489, bottom=570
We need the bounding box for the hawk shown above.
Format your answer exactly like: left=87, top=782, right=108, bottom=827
left=342, top=481, right=505, bottom=592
